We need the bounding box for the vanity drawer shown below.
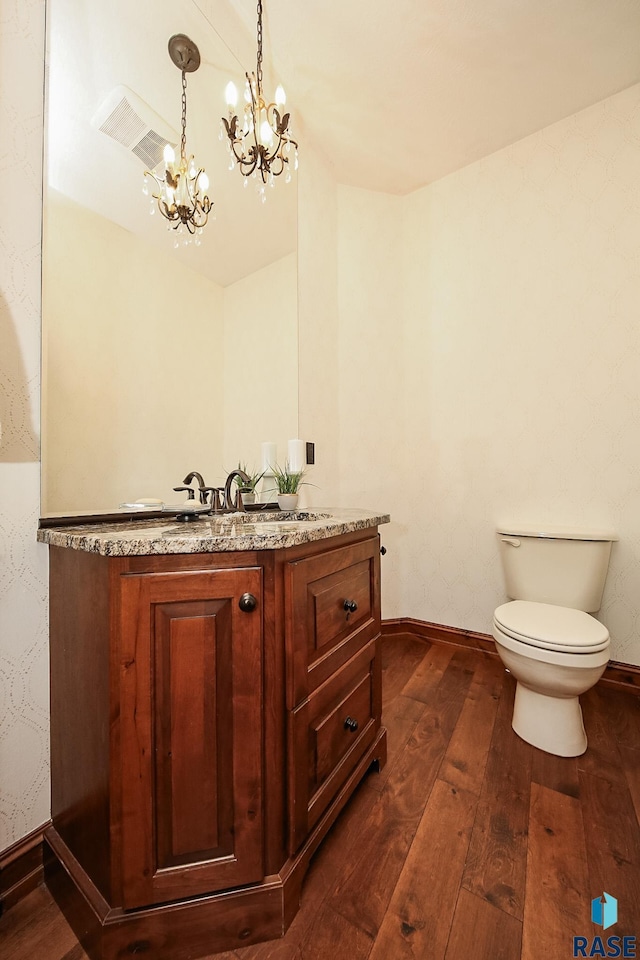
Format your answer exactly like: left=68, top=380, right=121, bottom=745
left=285, top=535, right=380, bottom=706
left=288, top=638, right=380, bottom=853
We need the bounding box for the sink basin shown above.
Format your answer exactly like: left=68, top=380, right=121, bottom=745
left=160, top=509, right=331, bottom=526
left=246, top=511, right=332, bottom=523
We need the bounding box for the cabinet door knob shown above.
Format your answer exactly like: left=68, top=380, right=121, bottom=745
left=344, top=716, right=359, bottom=732
left=380, top=545, right=387, bottom=555
left=239, top=593, right=258, bottom=612
left=343, top=599, right=358, bottom=614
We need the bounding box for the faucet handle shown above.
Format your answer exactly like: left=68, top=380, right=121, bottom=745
left=200, top=487, right=223, bottom=512
left=173, top=485, right=195, bottom=500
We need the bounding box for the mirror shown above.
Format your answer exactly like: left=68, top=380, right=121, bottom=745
left=41, top=0, right=298, bottom=515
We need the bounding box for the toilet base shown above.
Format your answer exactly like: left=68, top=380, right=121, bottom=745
left=512, top=682, right=587, bottom=757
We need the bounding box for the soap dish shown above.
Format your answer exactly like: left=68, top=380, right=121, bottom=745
left=161, top=503, right=209, bottom=521
left=119, top=500, right=165, bottom=510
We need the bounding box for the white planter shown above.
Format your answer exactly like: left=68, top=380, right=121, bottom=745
left=277, top=493, right=298, bottom=511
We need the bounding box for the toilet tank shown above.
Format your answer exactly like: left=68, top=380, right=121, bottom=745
left=497, top=524, right=617, bottom=612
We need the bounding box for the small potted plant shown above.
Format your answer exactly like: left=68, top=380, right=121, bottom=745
left=234, top=463, right=265, bottom=505
left=272, top=462, right=306, bottom=511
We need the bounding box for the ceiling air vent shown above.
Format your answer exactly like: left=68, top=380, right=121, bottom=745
left=91, top=85, right=178, bottom=169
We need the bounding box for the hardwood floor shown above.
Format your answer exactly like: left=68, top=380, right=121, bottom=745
left=2, top=636, right=639, bottom=959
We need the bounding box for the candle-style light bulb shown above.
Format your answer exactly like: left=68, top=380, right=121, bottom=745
left=199, top=171, right=209, bottom=193
left=260, top=119, right=274, bottom=145
left=176, top=173, right=189, bottom=207
left=275, top=84, right=286, bottom=106
left=163, top=143, right=175, bottom=166
left=225, top=81, right=238, bottom=108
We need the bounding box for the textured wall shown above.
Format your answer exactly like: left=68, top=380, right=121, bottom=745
left=401, top=84, right=640, bottom=664
left=0, top=0, right=49, bottom=849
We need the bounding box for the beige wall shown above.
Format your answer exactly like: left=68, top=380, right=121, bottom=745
left=42, top=192, right=226, bottom=511
left=400, top=82, right=640, bottom=665
left=305, top=84, right=640, bottom=664
left=222, top=252, right=298, bottom=484
left=335, top=185, right=406, bottom=616
left=0, top=0, right=49, bottom=850
left=297, top=141, right=341, bottom=508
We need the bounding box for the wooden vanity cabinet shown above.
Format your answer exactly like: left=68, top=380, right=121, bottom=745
left=45, top=528, right=386, bottom=960
left=284, top=535, right=382, bottom=851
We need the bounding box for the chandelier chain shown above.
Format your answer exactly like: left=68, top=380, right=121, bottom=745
left=180, top=71, right=188, bottom=160
left=256, top=0, right=263, bottom=94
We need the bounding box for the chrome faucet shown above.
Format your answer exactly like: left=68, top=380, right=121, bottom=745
left=224, top=468, right=251, bottom=512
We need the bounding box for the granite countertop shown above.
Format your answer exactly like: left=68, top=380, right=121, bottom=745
left=37, top=508, right=391, bottom=557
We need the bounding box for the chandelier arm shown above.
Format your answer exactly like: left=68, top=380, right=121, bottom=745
left=229, top=136, right=258, bottom=175
left=269, top=154, right=285, bottom=177
left=239, top=155, right=260, bottom=176
left=159, top=199, right=178, bottom=221
left=265, top=105, right=298, bottom=155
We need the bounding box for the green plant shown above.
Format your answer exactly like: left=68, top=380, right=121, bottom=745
left=272, top=462, right=307, bottom=495
left=234, top=463, right=264, bottom=492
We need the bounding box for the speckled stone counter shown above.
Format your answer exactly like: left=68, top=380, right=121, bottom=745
left=37, top=508, right=391, bottom=557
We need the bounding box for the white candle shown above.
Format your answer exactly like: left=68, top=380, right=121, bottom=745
left=287, top=438, right=305, bottom=473
left=261, top=441, right=277, bottom=473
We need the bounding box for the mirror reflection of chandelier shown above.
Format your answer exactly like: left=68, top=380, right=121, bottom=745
left=144, top=35, right=212, bottom=246
left=222, top=0, right=298, bottom=201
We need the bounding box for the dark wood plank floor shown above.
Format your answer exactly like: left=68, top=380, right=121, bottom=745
left=2, top=636, right=639, bottom=960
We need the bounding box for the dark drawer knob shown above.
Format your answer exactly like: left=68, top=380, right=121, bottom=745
left=380, top=545, right=387, bottom=555
left=343, top=599, right=358, bottom=614
left=344, top=716, right=359, bottom=732
left=239, top=593, right=257, bottom=613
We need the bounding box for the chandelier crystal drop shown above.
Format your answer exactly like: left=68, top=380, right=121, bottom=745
left=221, top=0, right=298, bottom=195
left=144, top=35, right=212, bottom=242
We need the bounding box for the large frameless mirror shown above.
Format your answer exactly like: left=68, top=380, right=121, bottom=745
left=41, top=0, right=298, bottom=515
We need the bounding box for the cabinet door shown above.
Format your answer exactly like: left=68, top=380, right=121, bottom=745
left=285, top=536, right=380, bottom=706
left=119, top=567, right=263, bottom=909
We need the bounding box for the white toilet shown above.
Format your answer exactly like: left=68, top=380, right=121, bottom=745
left=493, top=524, right=617, bottom=757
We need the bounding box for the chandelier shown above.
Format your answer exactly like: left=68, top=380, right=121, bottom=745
left=221, top=0, right=298, bottom=199
left=144, top=35, right=212, bottom=245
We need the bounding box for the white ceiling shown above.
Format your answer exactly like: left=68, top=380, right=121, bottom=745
left=46, top=0, right=640, bottom=285
left=229, top=0, right=640, bottom=194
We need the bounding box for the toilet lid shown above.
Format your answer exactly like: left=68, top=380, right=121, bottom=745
left=494, top=600, right=610, bottom=653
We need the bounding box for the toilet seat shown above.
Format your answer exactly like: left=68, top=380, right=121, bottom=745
left=494, top=600, right=610, bottom=654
